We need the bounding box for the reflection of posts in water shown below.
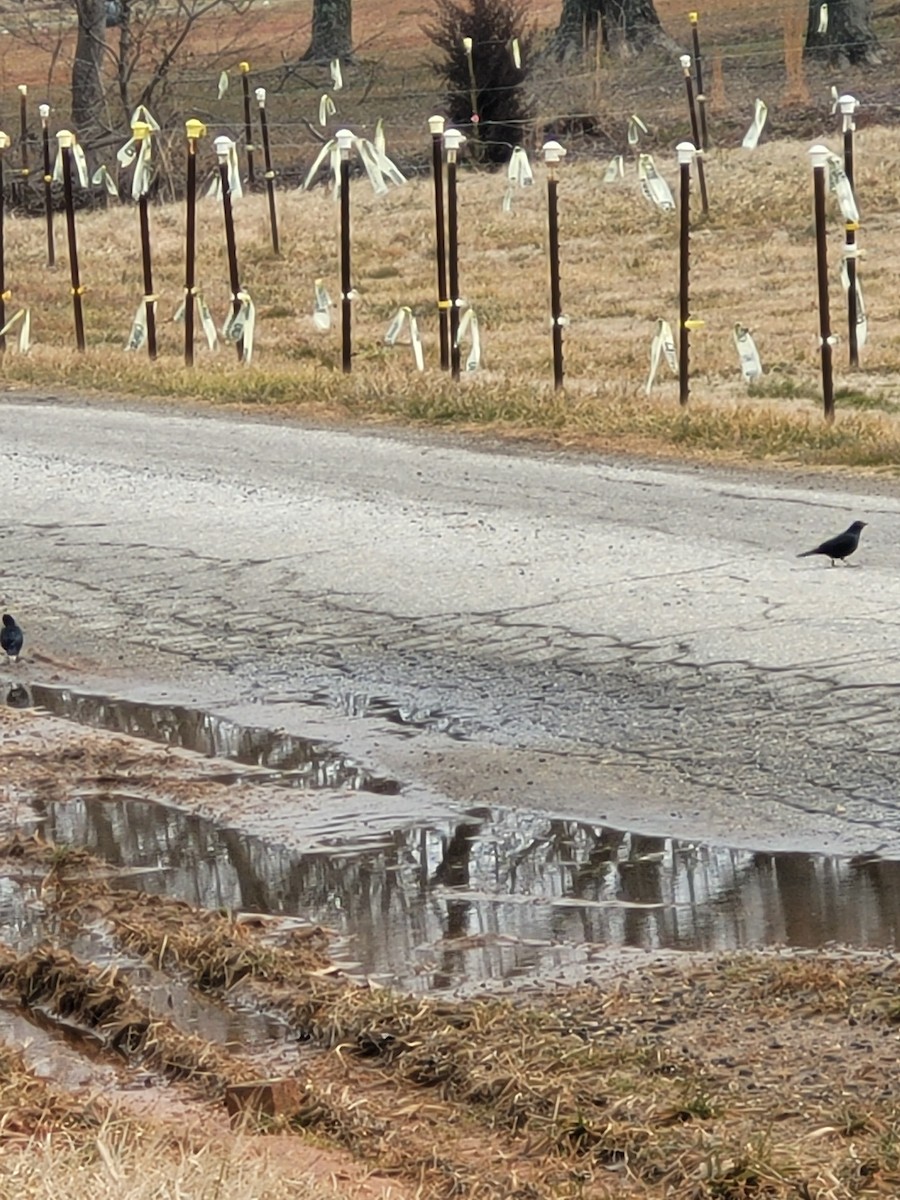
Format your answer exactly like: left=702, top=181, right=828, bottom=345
left=431, top=819, right=485, bottom=887
left=619, top=834, right=667, bottom=948
left=430, top=816, right=486, bottom=990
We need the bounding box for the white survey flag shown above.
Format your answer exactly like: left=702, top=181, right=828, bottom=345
left=733, top=323, right=763, bottom=382
left=503, top=146, right=533, bottom=212
left=385, top=307, right=425, bottom=371
left=646, top=319, right=678, bottom=394
left=742, top=99, right=768, bottom=150
left=638, top=154, right=674, bottom=211
left=827, top=154, right=859, bottom=224
left=456, top=307, right=481, bottom=372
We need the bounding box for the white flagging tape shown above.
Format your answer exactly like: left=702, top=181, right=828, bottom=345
left=91, top=165, right=119, bottom=197
left=125, top=298, right=151, bottom=351
left=627, top=114, right=647, bottom=147
left=502, top=146, right=533, bottom=212
left=646, top=318, right=677, bottom=394
left=313, top=279, right=334, bottom=331
left=53, top=140, right=89, bottom=187
left=217, top=70, right=229, bottom=99
left=304, top=136, right=404, bottom=198
left=827, top=154, right=859, bottom=224
left=638, top=155, right=675, bottom=212
left=603, top=155, right=624, bottom=183
left=319, top=94, right=336, bottom=126
left=733, top=323, right=763, bottom=382
left=385, top=306, right=425, bottom=371
left=330, top=59, right=343, bottom=91
left=456, top=306, right=481, bottom=372
left=839, top=261, right=867, bottom=349
left=118, top=120, right=157, bottom=201
left=207, top=141, right=243, bottom=200
left=222, top=291, right=256, bottom=363
left=742, top=99, right=768, bottom=150
left=0, top=307, right=32, bottom=353
left=172, top=293, right=219, bottom=352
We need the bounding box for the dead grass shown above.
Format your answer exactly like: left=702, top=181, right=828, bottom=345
left=0, top=831, right=894, bottom=1199
left=0, top=1115, right=394, bottom=1200
left=3, top=125, right=900, bottom=469
left=0, top=0, right=899, bottom=471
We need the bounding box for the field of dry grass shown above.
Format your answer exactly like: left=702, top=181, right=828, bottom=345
left=2, top=123, right=900, bottom=468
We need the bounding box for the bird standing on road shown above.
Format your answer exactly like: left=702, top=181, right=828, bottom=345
left=1, top=614, right=24, bottom=662
left=797, top=520, right=867, bottom=566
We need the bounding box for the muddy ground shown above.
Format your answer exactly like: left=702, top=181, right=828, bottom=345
left=3, top=705, right=900, bottom=1198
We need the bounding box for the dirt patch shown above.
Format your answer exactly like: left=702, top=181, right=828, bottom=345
left=3, top=712, right=900, bottom=1196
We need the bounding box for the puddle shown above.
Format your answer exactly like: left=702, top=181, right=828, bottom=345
left=0, top=874, right=294, bottom=1055
left=11, top=794, right=900, bottom=993
left=8, top=684, right=400, bottom=795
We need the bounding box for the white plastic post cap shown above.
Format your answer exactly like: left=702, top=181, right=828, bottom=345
left=38, top=102, right=50, bottom=120
left=335, top=127, right=354, bottom=153
left=55, top=129, right=75, bottom=149
left=214, top=134, right=234, bottom=159
left=679, top=54, right=691, bottom=70
left=428, top=115, right=445, bottom=135
left=542, top=140, right=566, bottom=165
left=838, top=93, right=858, bottom=114
left=676, top=141, right=696, bottom=165
left=17, top=84, right=27, bottom=96
left=443, top=128, right=466, bottom=153
left=255, top=86, right=266, bottom=105
left=809, top=143, right=830, bottom=169
left=0, top=132, right=10, bottom=151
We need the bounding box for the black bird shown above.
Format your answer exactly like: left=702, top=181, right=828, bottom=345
left=1, top=613, right=23, bottom=662
left=797, top=520, right=867, bottom=566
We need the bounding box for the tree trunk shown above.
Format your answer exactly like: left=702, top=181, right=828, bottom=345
left=554, top=0, right=679, bottom=58
left=805, top=0, right=880, bottom=65
left=72, top=0, right=108, bottom=141
left=302, top=0, right=352, bottom=63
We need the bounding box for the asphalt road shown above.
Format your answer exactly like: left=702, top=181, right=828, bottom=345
left=3, top=397, right=900, bottom=856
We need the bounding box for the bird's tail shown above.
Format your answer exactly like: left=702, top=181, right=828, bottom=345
left=796, top=550, right=816, bottom=558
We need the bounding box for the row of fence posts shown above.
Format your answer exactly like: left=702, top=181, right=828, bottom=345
left=0, top=76, right=864, bottom=404
left=673, top=98, right=861, bottom=421
left=329, top=116, right=567, bottom=383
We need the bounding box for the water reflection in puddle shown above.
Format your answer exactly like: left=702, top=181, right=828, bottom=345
left=0, top=873, right=294, bottom=1053
left=18, top=794, right=900, bottom=993
left=10, top=684, right=399, bottom=795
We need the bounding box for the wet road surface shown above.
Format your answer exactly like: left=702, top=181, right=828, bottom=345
left=3, top=397, right=900, bottom=859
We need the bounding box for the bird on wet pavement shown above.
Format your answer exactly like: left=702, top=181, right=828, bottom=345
left=1, top=614, right=24, bottom=663
left=797, top=520, right=867, bottom=566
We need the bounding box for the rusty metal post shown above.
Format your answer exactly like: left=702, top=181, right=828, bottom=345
left=680, top=55, right=709, bottom=216
left=428, top=115, right=450, bottom=372
left=444, top=128, right=466, bottom=381
left=183, top=119, right=205, bottom=367
left=239, top=61, right=255, bottom=185
left=677, top=141, right=695, bottom=407
left=39, top=103, right=54, bottom=268
left=214, top=134, right=244, bottom=362
left=57, top=130, right=85, bottom=352
left=689, top=12, right=710, bottom=150
left=838, top=93, right=860, bottom=368
left=255, top=88, right=280, bottom=256
left=543, top=139, right=567, bottom=390
left=0, top=132, right=9, bottom=355
left=336, top=128, right=354, bottom=374
left=810, top=143, right=835, bottom=423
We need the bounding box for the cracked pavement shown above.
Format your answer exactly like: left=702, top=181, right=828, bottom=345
left=2, top=396, right=900, bottom=857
